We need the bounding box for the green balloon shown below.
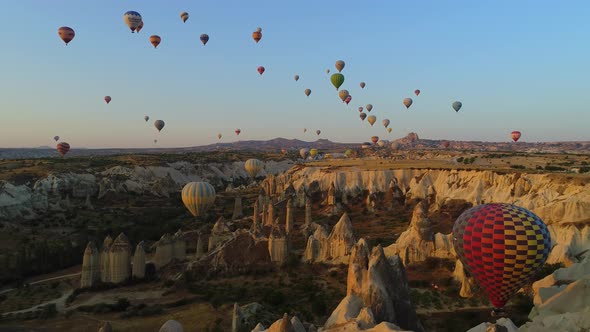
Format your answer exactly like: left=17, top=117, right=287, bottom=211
left=330, top=73, right=345, bottom=90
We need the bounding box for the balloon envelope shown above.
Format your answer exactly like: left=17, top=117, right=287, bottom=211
left=358, top=107, right=363, bottom=113
left=235, top=129, right=241, bottom=135
left=181, top=182, right=216, bottom=217
left=331, top=73, right=345, bottom=90
left=294, top=75, right=299, bottom=81
left=144, top=115, right=149, bottom=122
left=403, top=98, right=413, bottom=109
left=149, top=35, right=161, bottom=48
left=452, top=203, right=551, bottom=310
left=299, top=148, right=309, bottom=158
left=136, top=20, right=143, bottom=33
left=360, top=82, right=366, bottom=89
left=304, top=89, right=311, bottom=97
left=245, top=159, right=264, bottom=178
left=257, top=66, right=265, bottom=75
left=104, top=96, right=111, bottom=104
left=415, top=89, right=421, bottom=96
left=335, top=60, right=345, bottom=72
left=387, top=128, right=392, bottom=133
left=309, top=148, right=318, bottom=157
left=371, top=136, right=379, bottom=144
left=365, top=104, right=373, bottom=112
left=316, top=130, right=321, bottom=135
left=382, top=119, right=390, bottom=128
left=360, top=112, right=367, bottom=121
left=217, top=133, right=222, bottom=139
left=200, top=34, right=209, bottom=45
left=367, top=115, right=376, bottom=126
left=154, top=120, right=165, bottom=132
left=344, top=95, right=352, bottom=105
left=58, top=27, right=75, bottom=45
left=452, top=101, right=462, bottom=112
left=56, top=142, right=70, bottom=157
left=123, top=11, right=142, bottom=33
left=511, top=131, right=521, bottom=142
left=53, top=136, right=60, bottom=142
left=338, top=90, right=349, bottom=102
left=180, top=12, right=189, bottom=23
left=252, top=30, right=262, bottom=43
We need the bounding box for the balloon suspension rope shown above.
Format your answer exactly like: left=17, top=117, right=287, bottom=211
left=491, top=307, right=506, bottom=317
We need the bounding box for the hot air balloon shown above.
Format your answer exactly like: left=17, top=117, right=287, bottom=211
left=367, top=115, right=376, bottom=126
left=382, top=119, right=390, bottom=128
left=360, top=82, right=366, bottom=89
left=365, top=104, right=373, bottom=112
left=149, top=35, right=161, bottom=48
left=299, top=148, right=309, bottom=159
left=53, top=136, right=60, bottom=142
left=511, top=131, right=521, bottom=142
left=338, top=90, right=349, bottom=102
left=344, top=95, right=352, bottom=105
left=360, top=113, right=367, bottom=121
left=252, top=28, right=262, bottom=43
left=123, top=11, right=142, bottom=33
left=452, top=101, right=462, bottom=112
left=217, top=133, right=222, bottom=140
left=58, top=27, right=75, bottom=45
left=281, top=148, right=288, bottom=154
left=245, top=159, right=264, bottom=178
left=294, top=75, right=299, bottom=81
left=403, top=98, right=413, bottom=109
left=144, top=115, right=149, bottom=122
left=453, top=203, right=551, bottom=314
left=154, top=139, right=157, bottom=144
left=377, top=140, right=387, bottom=147
left=391, top=142, right=400, bottom=151
left=309, top=148, right=318, bottom=158
left=358, top=107, right=363, bottom=113
left=441, top=141, right=450, bottom=148
left=415, top=89, right=421, bottom=96
left=335, top=60, right=345, bottom=72
left=136, top=20, right=143, bottom=33
left=371, top=136, right=379, bottom=144
left=304, top=89, right=311, bottom=97
left=235, top=129, right=241, bottom=136
left=180, top=12, right=189, bottom=23
left=387, top=128, right=392, bottom=133
left=257, top=66, right=265, bottom=75
left=104, top=96, right=111, bottom=104
left=303, top=128, right=307, bottom=133
left=154, top=120, right=165, bottom=132
left=56, top=142, right=70, bottom=157
left=316, top=130, right=321, bottom=136
left=200, top=34, right=209, bottom=45
left=331, top=73, right=345, bottom=90
left=345, top=149, right=353, bottom=158
left=181, top=182, right=216, bottom=217
left=326, top=69, right=330, bottom=74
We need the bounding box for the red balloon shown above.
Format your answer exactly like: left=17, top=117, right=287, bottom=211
left=414, top=89, right=421, bottom=96
left=104, top=96, right=111, bottom=104
left=371, top=136, right=379, bottom=144
left=257, top=66, right=265, bottom=75
left=344, top=95, right=352, bottom=105
left=235, top=129, right=241, bottom=135
left=57, top=142, right=71, bottom=157
left=511, top=131, right=521, bottom=142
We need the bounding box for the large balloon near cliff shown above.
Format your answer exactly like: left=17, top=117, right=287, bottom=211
left=181, top=182, right=216, bottom=217
left=244, top=159, right=264, bottom=178
left=452, top=203, right=551, bottom=313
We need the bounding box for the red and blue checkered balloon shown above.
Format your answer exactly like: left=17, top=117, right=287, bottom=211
left=453, top=203, right=551, bottom=309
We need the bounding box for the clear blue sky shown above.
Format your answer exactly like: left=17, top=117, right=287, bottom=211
left=1, top=0, right=589, bottom=148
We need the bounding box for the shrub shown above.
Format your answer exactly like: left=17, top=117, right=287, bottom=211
left=311, top=297, right=327, bottom=316
left=510, top=165, right=526, bottom=170
left=456, top=157, right=464, bottom=163
left=579, top=166, right=590, bottom=173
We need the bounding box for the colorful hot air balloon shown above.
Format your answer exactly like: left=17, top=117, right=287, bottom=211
left=104, top=96, right=111, bottom=104
left=382, top=119, right=390, bottom=128
left=371, top=136, right=379, bottom=144
left=453, top=203, right=551, bottom=313
left=252, top=28, right=262, bottom=43
left=150, top=35, right=161, bottom=48
left=345, top=149, right=353, bottom=158
left=294, top=75, right=299, bottom=81
left=123, top=11, right=142, bottom=33
left=335, top=60, right=345, bottom=72
left=338, top=90, right=349, bottom=102
left=180, top=12, right=189, bottom=23
left=299, top=148, right=309, bottom=159
left=453, top=101, right=462, bottom=112
left=53, top=136, right=60, bottom=142
left=144, top=115, right=149, bottom=122
left=360, top=82, right=366, bottom=89
left=391, top=142, right=400, bottom=150
left=344, top=95, right=352, bottom=105
left=358, top=107, right=363, bottom=113
left=316, top=130, right=321, bottom=136
left=217, top=133, right=222, bottom=140
left=441, top=141, right=450, bottom=148
left=136, top=20, right=143, bottom=33
left=245, top=159, right=264, bottom=178
left=309, top=148, right=318, bottom=158
left=387, top=128, right=392, bottom=133
left=511, top=131, right=522, bottom=142
left=58, top=27, right=75, bottom=45
left=257, top=66, right=265, bottom=75
left=154, top=120, right=165, bottom=132
left=403, top=98, right=413, bottom=109
left=360, top=112, right=367, bottom=121
left=200, top=34, right=209, bottom=45
left=235, top=129, right=241, bottom=136
left=331, top=73, right=345, bottom=90
left=377, top=140, right=386, bottom=147
left=365, top=104, right=373, bottom=112
left=181, top=182, right=216, bottom=217
left=415, top=89, right=421, bottom=96
left=367, top=115, right=376, bottom=126
left=56, top=142, right=70, bottom=157
left=304, top=89, right=311, bottom=97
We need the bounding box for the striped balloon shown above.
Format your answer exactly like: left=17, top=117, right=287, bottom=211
left=56, top=142, right=70, bottom=157
left=123, top=11, right=142, bottom=33
left=453, top=203, right=551, bottom=311
left=181, top=182, right=216, bottom=217
left=244, top=159, right=264, bottom=178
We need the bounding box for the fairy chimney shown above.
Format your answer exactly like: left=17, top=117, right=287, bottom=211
left=81, top=241, right=100, bottom=288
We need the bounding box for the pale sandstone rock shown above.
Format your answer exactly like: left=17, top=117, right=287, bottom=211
left=81, top=241, right=100, bottom=288
left=100, top=235, right=113, bottom=283
left=132, top=241, right=146, bottom=279
left=159, top=319, right=184, bottom=332
left=109, top=233, right=131, bottom=284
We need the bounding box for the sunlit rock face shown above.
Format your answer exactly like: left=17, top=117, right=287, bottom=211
left=109, top=232, right=131, bottom=284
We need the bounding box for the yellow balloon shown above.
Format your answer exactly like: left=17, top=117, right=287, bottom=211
left=245, top=159, right=264, bottom=177
left=181, top=182, right=216, bottom=217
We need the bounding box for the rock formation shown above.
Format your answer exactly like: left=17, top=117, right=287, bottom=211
left=232, top=196, right=244, bottom=220
left=232, top=302, right=243, bottom=332
left=173, top=230, right=186, bottom=261
left=100, top=235, right=113, bottom=283
left=109, top=233, right=131, bottom=284
left=209, top=217, right=233, bottom=251
left=159, top=320, right=184, bottom=332
left=196, top=232, right=205, bottom=258
left=327, top=182, right=336, bottom=205
left=303, top=235, right=321, bottom=263
left=266, top=201, right=276, bottom=226
left=97, top=322, right=112, bottom=332
left=132, top=241, right=146, bottom=279
left=327, top=213, right=356, bottom=260
left=466, top=318, right=518, bottom=332
left=268, top=226, right=289, bottom=264
left=531, top=253, right=590, bottom=305
left=253, top=200, right=260, bottom=225
left=452, top=259, right=476, bottom=298
left=285, top=198, right=294, bottom=234
left=81, top=241, right=100, bottom=288
left=305, top=198, right=312, bottom=226
left=155, top=233, right=174, bottom=269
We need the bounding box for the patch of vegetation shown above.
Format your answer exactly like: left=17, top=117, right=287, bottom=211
left=510, top=164, right=526, bottom=170
left=544, top=165, right=566, bottom=172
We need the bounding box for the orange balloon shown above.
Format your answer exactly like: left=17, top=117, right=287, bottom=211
left=149, top=35, right=161, bottom=48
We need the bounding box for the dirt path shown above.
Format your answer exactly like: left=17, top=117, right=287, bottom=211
left=0, top=273, right=80, bottom=296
